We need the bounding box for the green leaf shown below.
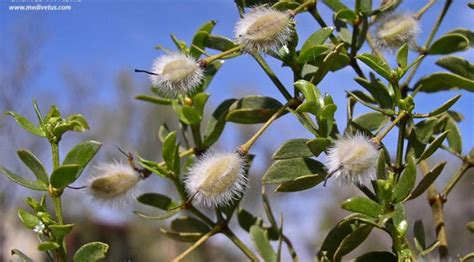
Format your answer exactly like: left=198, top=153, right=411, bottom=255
left=419, top=131, right=449, bottom=161
left=11, top=249, right=34, bottom=262
left=162, top=131, right=177, bottom=171
left=135, top=94, right=172, bottom=105
left=275, top=173, right=327, bottom=192
left=226, top=96, right=283, bottom=124
left=306, top=138, right=331, bottom=157
left=354, top=75, right=394, bottom=109
left=170, top=33, right=187, bottom=51
left=414, top=118, right=437, bottom=144
left=356, top=0, right=372, bottom=14
left=5, top=111, right=45, bottom=137
left=445, top=118, right=462, bottom=154
left=262, top=157, right=326, bottom=184
left=63, top=140, right=102, bottom=181
left=17, top=149, right=48, bottom=183
left=353, top=112, right=389, bottom=132
left=414, top=220, right=426, bottom=251
left=416, top=72, right=474, bottom=92
left=341, top=197, right=384, bottom=218
left=300, top=28, right=334, bottom=59
left=272, top=139, right=313, bottom=160
left=237, top=208, right=259, bottom=232
left=203, top=99, right=236, bottom=147
left=436, top=56, right=474, bottom=80
left=73, top=242, right=109, bottom=262
left=171, top=216, right=210, bottom=233
left=427, top=95, right=461, bottom=117
left=322, top=0, right=349, bottom=12
left=409, top=162, right=446, bottom=200
left=49, top=224, right=74, bottom=241
left=318, top=219, right=356, bottom=260
left=190, top=20, right=216, bottom=58
left=272, top=1, right=300, bottom=11
left=356, top=53, right=391, bottom=81
left=137, top=193, right=175, bottom=210
left=392, top=157, right=416, bottom=202
left=335, top=9, right=357, bottom=23
left=334, top=224, right=373, bottom=260
left=294, top=80, right=321, bottom=102
left=376, top=151, right=387, bottom=179
left=0, top=166, right=47, bottom=191
left=205, top=35, right=238, bottom=51
left=193, top=92, right=210, bottom=117
left=298, top=45, right=330, bottom=64
left=428, top=33, right=469, bottom=55
left=396, top=43, right=408, bottom=68
left=347, top=91, right=395, bottom=115
left=50, top=164, right=81, bottom=189
left=447, top=28, right=474, bottom=47
left=37, top=242, right=60, bottom=251
left=355, top=251, right=397, bottom=262
left=160, top=228, right=204, bottom=242
left=250, top=225, right=277, bottom=262
left=18, top=208, right=40, bottom=229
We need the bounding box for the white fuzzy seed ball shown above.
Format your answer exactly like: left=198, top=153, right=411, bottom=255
left=374, top=13, right=420, bottom=50
left=184, top=151, right=247, bottom=208
left=88, top=161, right=141, bottom=206
left=150, top=52, right=204, bottom=96
left=234, top=7, right=293, bottom=53
left=326, top=134, right=379, bottom=185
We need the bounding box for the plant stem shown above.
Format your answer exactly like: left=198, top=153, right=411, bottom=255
left=372, top=111, right=408, bottom=144
left=172, top=226, right=220, bottom=262
left=222, top=228, right=259, bottom=261
left=395, top=117, right=407, bottom=175
left=200, top=45, right=242, bottom=65
left=50, top=142, right=67, bottom=262
left=291, top=0, right=315, bottom=15
left=191, top=124, right=204, bottom=152
left=239, top=99, right=298, bottom=154
left=415, top=0, right=437, bottom=20
left=420, top=160, right=448, bottom=258
left=252, top=53, right=293, bottom=101
left=403, top=0, right=452, bottom=88
left=441, top=161, right=472, bottom=197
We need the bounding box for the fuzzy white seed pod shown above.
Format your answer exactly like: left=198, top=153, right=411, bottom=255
left=184, top=151, right=247, bottom=208
left=235, top=6, right=293, bottom=53
left=374, top=13, right=420, bottom=50
left=87, top=161, right=141, bottom=206
left=150, top=52, right=204, bottom=96
left=326, top=134, right=379, bottom=185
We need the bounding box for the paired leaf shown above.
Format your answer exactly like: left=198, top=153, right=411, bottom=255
left=409, top=162, right=446, bottom=200
left=341, top=197, right=384, bottom=218
left=5, top=111, right=45, bottom=137
left=137, top=193, right=175, bottom=210
left=275, top=174, right=327, bottom=192
left=250, top=225, right=277, bottom=262
left=17, top=149, right=48, bottom=183
left=306, top=138, right=331, bottom=157
left=416, top=72, right=474, bottom=93
left=436, top=56, right=474, bottom=80
left=392, top=157, right=416, bottom=202
left=203, top=99, right=237, bottom=147
left=62, top=140, right=102, bottom=181
left=227, top=96, right=283, bottom=124
left=0, top=166, right=47, bottom=191
left=50, top=164, right=81, bottom=189
left=428, top=33, right=469, bottom=55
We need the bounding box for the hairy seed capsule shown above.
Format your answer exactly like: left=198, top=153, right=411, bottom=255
left=374, top=13, right=420, bottom=50
left=235, top=7, right=293, bottom=53
left=88, top=161, right=141, bottom=206
left=184, top=151, right=247, bottom=207
left=326, top=134, right=379, bottom=185
left=150, top=52, right=204, bottom=96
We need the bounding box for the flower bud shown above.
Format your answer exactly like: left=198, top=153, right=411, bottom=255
left=88, top=161, right=141, bottom=206
left=150, top=52, right=204, bottom=96
left=326, top=134, right=378, bottom=185
left=184, top=151, right=247, bottom=207
left=374, top=13, right=420, bottom=50
left=235, top=7, right=293, bottom=53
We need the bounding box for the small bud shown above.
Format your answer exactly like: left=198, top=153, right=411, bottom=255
left=326, top=134, right=378, bottom=185
left=87, top=161, right=141, bottom=206
left=235, top=7, right=293, bottom=53
left=184, top=151, right=247, bottom=207
left=374, top=13, right=420, bottom=50
left=150, top=52, right=204, bottom=96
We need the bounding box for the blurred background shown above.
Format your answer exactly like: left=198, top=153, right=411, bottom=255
left=1, top=0, right=473, bottom=261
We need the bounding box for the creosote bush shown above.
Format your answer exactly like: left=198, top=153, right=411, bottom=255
left=2, top=0, right=474, bottom=261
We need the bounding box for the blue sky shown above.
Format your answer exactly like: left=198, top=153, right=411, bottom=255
left=1, top=0, right=473, bottom=260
